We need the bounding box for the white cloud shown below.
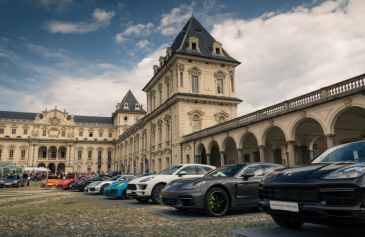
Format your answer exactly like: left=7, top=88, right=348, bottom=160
left=45, top=8, right=114, bottom=34
left=211, top=0, right=365, bottom=115
left=115, top=22, right=154, bottom=43
left=158, top=4, right=193, bottom=36
left=136, top=39, right=150, bottom=49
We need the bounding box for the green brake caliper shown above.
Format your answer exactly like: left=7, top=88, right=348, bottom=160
left=209, top=194, right=216, bottom=209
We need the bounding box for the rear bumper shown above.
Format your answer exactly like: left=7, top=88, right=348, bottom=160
left=161, top=190, right=205, bottom=209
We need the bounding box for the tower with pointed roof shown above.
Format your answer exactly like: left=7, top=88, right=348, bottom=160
left=113, top=90, right=146, bottom=136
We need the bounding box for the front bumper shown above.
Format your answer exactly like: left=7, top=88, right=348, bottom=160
left=84, top=186, right=101, bottom=194
left=161, top=189, right=205, bottom=209
left=0, top=182, right=19, bottom=187
left=259, top=183, right=365, bottom=225
left=126, top=183, right=152, bottom=199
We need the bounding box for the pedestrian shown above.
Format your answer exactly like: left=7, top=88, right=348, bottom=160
left=22, top=173, right=28, bottom=187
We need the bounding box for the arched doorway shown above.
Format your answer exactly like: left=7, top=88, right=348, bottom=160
left=293, top=118, right=325, bottom=164
left=209, top=141, right=221, bottom=167
left=38, top=163, right=46, bottom=168
left=48, top=146, right=57, bottom=159
left=331, top=106, right=365, bottom=144
left=196, top=144, right=207, bottom=164
left=264, top=126, right=286, bottom=164
left=57, top=163, right=65, bottom=173
left=241, top=132, right=260, bottom=163
left=38, top=146, right=47, bottom=159
left=223, top=137, right=237, bottom=165
left=48, top=163, right=56, bottom=173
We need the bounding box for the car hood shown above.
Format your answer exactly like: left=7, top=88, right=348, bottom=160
left=263, top=162, right=359, bottom=184
left=128, top=174, right=171, bottom=184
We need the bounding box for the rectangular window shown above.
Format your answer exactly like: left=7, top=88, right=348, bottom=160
left=79, top=131, right=83, bottom=137
left=88, top=151, right=92, bottom=160
left=12, top=128, right=16, bottom=134
left=0, top=149, right=2, bottom=159
left=166, top=83, right=170, bottom=98
left=0, top=128, right=3, bottom=134
left=217, top=79, right=224, bottom=94
left=21, top=149, right=26, bottom=159
left=23, top=129, right=28, bottom=135
left=78, top=151, right=82, bottom=160
left=98, top=151, right=102, bottom=170
left=215, top=48, right=220, bottom=54
left=192, top=75, right=199, bottom=93
left=61, top=130, right=66, bottom=137
left=9, top=149, right=14, bottom=158
left=42, top=130, right=46, bottom=136
left=180, top=72, right=184, bottom=87
left=99, top=131, right=103, bottom=137
left=89, top=132, right=93, bottom=137
left=108, top=132, right=112, bottom=138
left=231, top=78, right=234, bottom=92
left=192, top=42, right=197, bottom=50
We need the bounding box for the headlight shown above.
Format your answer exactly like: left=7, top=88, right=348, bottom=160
left=140, top=177, right=154, bottom=183
left=182, top=181, right=205, bottom=190
left=0, top=180, right=4, bottom=183
left=323, top=164, right=365, bottom=179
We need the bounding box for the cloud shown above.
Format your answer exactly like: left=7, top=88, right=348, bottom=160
left=136, top=39, right=150, bottom=49
left=45, top=8, right=114, bottom=34
left=115, top=22, right=154, bottom=43
left=38, top=0, right=73, bottom=11
left=211, top=0, right=365, bottom=115
left=158, top=4, right=193, bottom=36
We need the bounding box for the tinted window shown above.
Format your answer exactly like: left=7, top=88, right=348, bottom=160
left=240, top=165, right=263, bottom=177
left=195, top=166, right=211, bottom=175
left=179, top=166, right=197, bottom=175
left=312, top=141, right=365, bottom=163
left=160, top=165, right=183, bottom=175
left=206, top=164, right=246, bottom=177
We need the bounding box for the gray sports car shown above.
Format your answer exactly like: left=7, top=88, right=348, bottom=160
left=161, top=163, right=284, bottom=216
left=0, top=175, right=25, bottom=188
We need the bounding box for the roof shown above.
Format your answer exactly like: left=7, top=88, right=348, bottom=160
left=0, top=111, right=36, bottom=120
left=170, top=16, right=240, bottom=64
left=73, top=116, right=113, bottom=124
left=116, top=90, right=146, bottom=113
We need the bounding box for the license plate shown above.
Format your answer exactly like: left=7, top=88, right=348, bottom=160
left=5, top=183, right=11, bottom=185
left=270, top=201, right=299, bottom=213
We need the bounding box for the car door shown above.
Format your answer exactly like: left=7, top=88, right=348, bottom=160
left=235, top=164, right=264, bottom=206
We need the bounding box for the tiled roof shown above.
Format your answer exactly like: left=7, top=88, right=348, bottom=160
left=116, top=90, right=146, bottom=113
left=0, top=111, right=36, bottom=120
left=171, top=16, right=240, bottom=64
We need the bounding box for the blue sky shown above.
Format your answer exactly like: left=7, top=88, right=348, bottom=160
left=0, top=0, right=364, bottom=116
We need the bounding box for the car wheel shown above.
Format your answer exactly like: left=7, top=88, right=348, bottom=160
left=204, top=187, right=229, bottom=217
left=136, top=197, right=150, bottom=203
left=122, top=189, right=128, bottom=199
left=273, top=216, right=303, bottom=229
left=100, top=184, right=109, bottom=194
left=151, top=183, right=166, bottom=204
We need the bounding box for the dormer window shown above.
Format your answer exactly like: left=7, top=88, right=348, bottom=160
left=215, top=47, right=221, bottom=55
left=135, top=104, right=139, bottom=109
left=212, top=41, right=223, bottom=55
left=188, top=36, right=200, bottom=52
left=124, top=103, right=128, bottom=109
left=192, top=43, right=197, bottom=50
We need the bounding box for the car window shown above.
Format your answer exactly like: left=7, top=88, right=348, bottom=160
left=206, top=164, right=246, bottom=177
left=312, top=141, right=365, bottom=163
left=179, top=166, right=197, bottom=175
left=160, top=165, right=183, bottom=175
left=240, top=165, right=263, bottom=177
left=195, top=166, right=211, bottom=175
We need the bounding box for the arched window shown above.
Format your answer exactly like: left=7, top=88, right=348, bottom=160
left=192, top=76, right=199, bottom=93
left=192, top=114, right=201, bottom=132
left=218, top=116, right=225, bottom=123
left=217, top=78, right=224, bottom=94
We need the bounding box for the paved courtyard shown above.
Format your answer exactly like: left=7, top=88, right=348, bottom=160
left=0, top=186, right=271, bottom=237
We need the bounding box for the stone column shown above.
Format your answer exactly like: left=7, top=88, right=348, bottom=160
left=287, top=141, right=296, bottom=167
left=326, top=134, right=335, bottom=148
left=237, top=149, right=243, bottom=163
left=206, top=154, right=210, bottom=165
left=220, top=152, right=225, bottom=167
left=259, top=145, right=265, bottom=163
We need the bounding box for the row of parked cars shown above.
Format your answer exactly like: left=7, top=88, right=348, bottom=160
left=52, top=141, right=365, bottom=229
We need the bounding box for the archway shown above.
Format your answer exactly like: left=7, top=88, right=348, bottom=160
left=332, top=106, right=365, bottom=144
left=48, top=146, right=57, bottom=159
left=38, top=146, right=47, bottom=159
left=263, top=126, right=286, bottom=164
left=58, top=146, right=67, bottom=160
left=144, top=158, right=149, bottom=173
left=48, top=163, right=56, bottom=173
left=57, top=163, right=65, bottom=173
left=196, top=143, right=207, bottom=164
left=209, top=141, right=221, bottom=167
left=293, top=118, right=325, bottom=164
left=241, top=132, right=260, bottom=163
left=223, top=137, right=237, bottom=165
left=38, top=162, right=46, bottom=168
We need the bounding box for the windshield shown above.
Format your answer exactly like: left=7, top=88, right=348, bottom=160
left=312, top=141, right=365, bottom=163
left=109, top=176, right=121, bottom=181
left=6, top=175, right=18, bottom=179
left=205, top=164, right=246, bottom=177
left=159, top=165, right=183, bottom=175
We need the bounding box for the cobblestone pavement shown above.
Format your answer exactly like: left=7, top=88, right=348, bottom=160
left=0, top=186, right=272, bottom=237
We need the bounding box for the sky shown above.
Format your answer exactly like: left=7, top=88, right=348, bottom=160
left=0, top=0, right=364, bottom=117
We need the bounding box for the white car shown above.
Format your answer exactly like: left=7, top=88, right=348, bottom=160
left=84, top=175, right=128, bottom=194
left=126, top=164, right=216, bottom=204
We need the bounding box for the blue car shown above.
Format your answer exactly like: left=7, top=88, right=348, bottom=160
left=104, top=175, right=135, bottom=198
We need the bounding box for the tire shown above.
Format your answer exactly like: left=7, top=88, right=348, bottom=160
left=100, top=184, right=109, bottom=194
left=136, top=197, right=150, bottom=203
left=273, top=216, right=303, bottom=229
left=122, top=189, right=127, bottom=199
left=151, top=183, right=166, bottom=204
left=204, top=187, right=230, bottom=217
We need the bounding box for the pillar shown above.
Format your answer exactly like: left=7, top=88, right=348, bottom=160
left=206, top=154, right=211, bottom=165
left=259, top=145, right=265, bottom=163
left=237, top=149, right=243, bottom=163
left=220, top=152, right=225, bottom=167
left=326, top=134, right=335, bottom=148
left=287, top=141, right=296, bottom=167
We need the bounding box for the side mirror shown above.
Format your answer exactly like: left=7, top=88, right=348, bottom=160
left=243, top=172, right=255, bottom=181
left=178, top=171, right=187, bottom=177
